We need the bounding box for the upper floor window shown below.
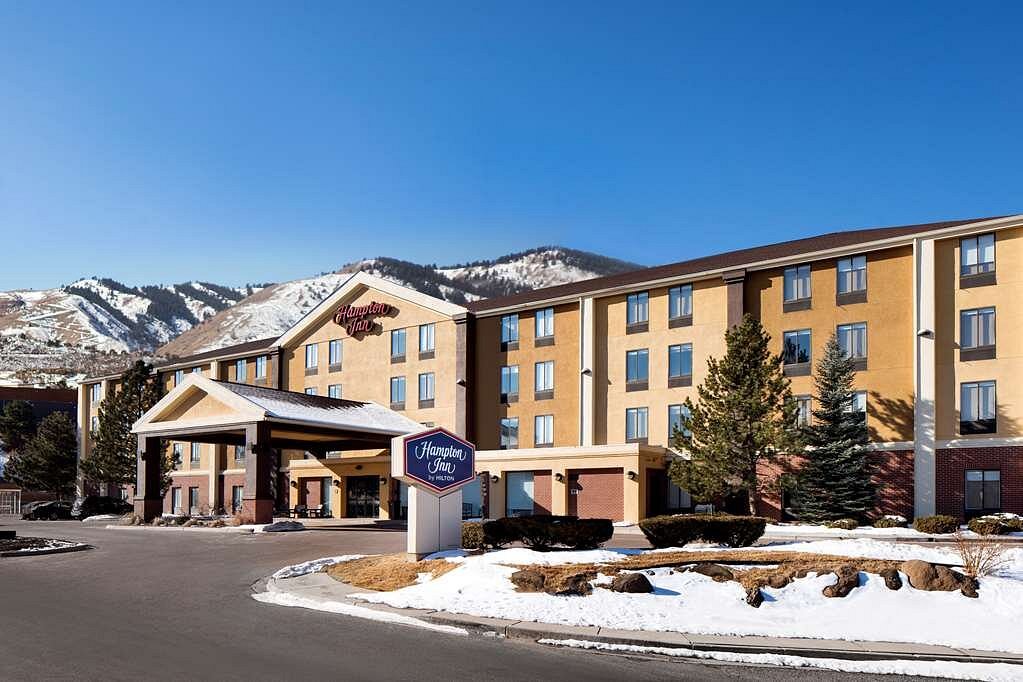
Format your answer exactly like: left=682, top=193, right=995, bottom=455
left=500, top=365, right=519, bottom=399
left=255, top=355, right=267, bottom=379
left=794, top=395, right=812, bottom=426
left=500, top=314, right=519, bottom=346
left=961, top=380, right=996, bottom=434
left=235, top=359, right=246, bottom=382
left=329, top=339, right=343, bottom=368
left=961, top=233, right=995, bottom=277
left=668, top=285, right=693, bottom=323
left=626, top=349, right=649, bottom=388
left=304, top=343, right=318, bottom=369
left=843, top=390, right=867, bottom=417
left=534, top=360, right=554, bottom=395
left=174, top=369, right=184, bottom=386
left=668, top=343, right=693, bottom=383
left=782, top=329, right=812, bottom=371
left=783, top=265, right=811, bottom=303
left=419, top=324, right=435, bottom=353
left=234, top=445, right=245, bottom=461
left=418, top=372, right=435, bottom=405
left=304, top=387, right=317, bottom=396
left=626, top=292, right=649, bottom=330
left=500, top=417, right=519, bottom=449
left=90, top=416, right=99, bottom=432
left=90, top=383, right=102, bottom=402
left=625, top=407, right=649, bottom=442
left=192, top=367, right=202, bottom=375
left=961, top=307, right=995, bottom=354
left=190, top=442, right=201, bottom=463
left=390, top=376, right=406, bottom=406
left=534, top=414, right=554, bottom=446
left=391, top=329, right=406, bottom=360
left=837, top=256, right=867, bottom=297
left=836, top=322, right=867, bottom=367
left=535, top=308, right=554, bottom=340
left=328, top=384, right=342, bottom=399
left=172, top=443, right=183, bottom=463
left=668, top=404, right=691, bottom=439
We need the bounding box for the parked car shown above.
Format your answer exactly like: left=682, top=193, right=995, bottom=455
left=22, top=500, right=73, bottom=520
left=71, top=496, right=133, bottom=520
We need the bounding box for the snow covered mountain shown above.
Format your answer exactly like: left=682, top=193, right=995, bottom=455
left=158, top=247, right=638, bottom=358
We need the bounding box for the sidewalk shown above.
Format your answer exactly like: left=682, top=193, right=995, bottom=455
left=255, top=571, right=1023, bottom=666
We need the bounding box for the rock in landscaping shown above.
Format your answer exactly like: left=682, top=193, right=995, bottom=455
left=689, top=563, right=734, bottom=582
left=822, top=564, right=860, bottom=598
left=745, top=585, right=764, bottom=608
left=510, top=569, right=546, bottom=592
left=901, top=560, right=978, bottom=597
left=611, top=572, right=653, bottom=593
left=553, top=573, right=593, bottom=596
left=765, top=573, right=792, bottom=589
left=878, top=567, right=903, bottom=591
left=261, top=521, right=305, bottom=532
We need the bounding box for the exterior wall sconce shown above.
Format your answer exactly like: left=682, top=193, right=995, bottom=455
left=490, top=475, right=500, bottom=483
left=456, top=378, right=467, bottom=386
left=290, top=480, right=298, bottom=488
left=580, top=368, right=592, bottom=376
left=626, top=471, right=638, bottom=481
left=379, top=477, right=387, bottom=485
left=355, top=464, right=363, bottom=470
left=554, top=473, right=565, bottom=483
left=332, top=479, right=341, bottom=488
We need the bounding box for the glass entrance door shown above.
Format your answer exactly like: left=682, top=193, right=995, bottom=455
left=345, top=476, right=380, bottom=518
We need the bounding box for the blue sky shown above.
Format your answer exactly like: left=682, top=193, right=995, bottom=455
left=1, top=1, right=1021, bottom=290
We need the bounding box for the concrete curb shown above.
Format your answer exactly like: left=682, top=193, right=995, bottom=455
left=0, top=543, right=92, bottom=558
left=258, top=571, right=1023, bottom=666
left=104, top=524, right=256, bottom=533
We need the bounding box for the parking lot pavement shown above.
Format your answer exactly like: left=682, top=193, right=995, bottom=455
left=0, top=519, right=935, bottom=682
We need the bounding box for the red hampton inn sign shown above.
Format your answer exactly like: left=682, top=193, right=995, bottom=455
left=332, top=302, right=393, bottom=337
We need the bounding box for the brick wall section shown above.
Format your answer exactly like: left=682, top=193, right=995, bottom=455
left=164, top=475, right=209, bottom=514
left=532, top=470, right=552, bottom=515
left=937, top=447, right=1023, bottom=521
left=568, top=468, right=624, bottom=521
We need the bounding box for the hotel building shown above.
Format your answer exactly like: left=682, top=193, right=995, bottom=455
left=78, top=215, right=1023, bottom=524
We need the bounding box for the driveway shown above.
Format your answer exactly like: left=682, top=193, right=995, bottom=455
left=0, top=519, right=935, bottom=681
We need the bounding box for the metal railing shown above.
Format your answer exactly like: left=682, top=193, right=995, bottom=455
left=0, top=490, right=21, bottom=516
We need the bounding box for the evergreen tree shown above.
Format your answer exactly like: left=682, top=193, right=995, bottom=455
left=6, top=412, right=78, bottom=497
left=80, top=361, right=174, bottom=492
left=0, top=400, right=37, bottom=459
left=669, top=315, right=801, bottom=515
left=791, top=334, right=877, bottom=522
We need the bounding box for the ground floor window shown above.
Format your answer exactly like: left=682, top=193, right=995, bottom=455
left=666, top=480, right=691, bottom=511
left=965, top=469, right=1000, bottom=514
left=171, top=487, right=182, bottom=514
left=231, top=486, right=243, bottom=514
left=506, top=471, right=534, bottom=517
left=188, top=487, right=199, bottom=515
left=462, top=475, right=483, bottom=519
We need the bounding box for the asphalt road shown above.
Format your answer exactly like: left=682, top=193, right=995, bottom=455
left=0, top=520, right=938, bottom=681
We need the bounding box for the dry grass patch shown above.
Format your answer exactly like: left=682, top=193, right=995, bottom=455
left=326, top=554, right=460, bottom=591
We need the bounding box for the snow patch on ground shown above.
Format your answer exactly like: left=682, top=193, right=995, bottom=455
left=270, top=555, right=364, bottom=580
left=540, top=639, right=1023, bottom=681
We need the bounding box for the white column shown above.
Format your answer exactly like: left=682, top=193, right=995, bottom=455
left=579, top=296, right=596, bottom=446
left=914, top=238, right=937, bottom=517
left=208, top=360, right=221, bottom=510
left=76, top=383, right=88, bottom=497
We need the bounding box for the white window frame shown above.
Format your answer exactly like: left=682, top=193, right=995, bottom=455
left=418, top=372, right=435, bottom=401
left=783, top=264, right=811, bottom=302
left=626, top=292, right=649, bottom=325
left=534, top=360, right=554, bottom=392
left=500, top=417, right=519, bottom=449
left=235, top=359, right=246, bottom=381
left=668, top=343, right=692, bottom=378
left=329, top=339, right=343, bottom=367
left=328, top=384, right=342, bottom=399
left=255, top=355, right=267, bottom=379
left=837, top=255, right=867, bottom=294
left=625, top=407, right=649, bottom=441
left=500, top=365, right=519, bottom=396
left=190, top=442, right=201, bottom=463
left=535, top=308, right=554, bottom=339
left=304, top=387, right=317, bottom=396
left=626, top=349, right=649, bottom=382
left=419, top=324, right=436, bottom=352
left=391, top=329, right=406, bottom=359
left=90, top=383, right=102, bottom=402
left=390, top=376, right=406, bottom=404
left=500, top=314, right=519, bottom=344
left=534, top=414, right=554, bottom=446
left=961, top=307, right=995, bottom=349
left=304, top=343, right=318, bottom=369
left=961, top=233, right=995, bottom=276
left=174, top=369, right=184, bottom=386
left=668, top=404, right=690, bottom=439
left=961, top=381, right=996, bottom=422
left=668, top=285, right=693, bottom=319
left=837, top=322, right=867, bottom=360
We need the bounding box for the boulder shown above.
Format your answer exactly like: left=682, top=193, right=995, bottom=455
left=553, top=573, right=593, bottom=596
left=745, top=585, right=764, bottom=608
left=822, top=564, right=860, bottom=598
left=878, top=568, right=903, bottom=591
left=689, top=563, right=735, bottom=582
left=511, top=569, right=546, bottom=592
left=901, top=560, right=977, bottom=597
left=611, top=572, right=654, bottom=593
left=765, top=573, right=792, bottom=589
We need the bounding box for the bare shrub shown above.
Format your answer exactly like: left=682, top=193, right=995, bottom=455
left=954, top=531, right=1010, bottom=578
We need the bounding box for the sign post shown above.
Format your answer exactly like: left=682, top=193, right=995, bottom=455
left=391, top=427, right=476, bottom=560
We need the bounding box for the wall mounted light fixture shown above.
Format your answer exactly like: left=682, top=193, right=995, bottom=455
left=290, top=480, right=298, bottom=489
left=332, top=479, right=341, bottom=488
left=554, top=473, right=565, bottom=483
left=355, top=464, right=363, bottom=470
left=490, top=475, right=500, bottom=483
left=626, top=471, right=638, bottom=481
left=379, top=477, right=387, bottom=485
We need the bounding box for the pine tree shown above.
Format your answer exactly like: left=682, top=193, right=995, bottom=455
left=80, top=360, right=173, bottom=492
left=7, top=412, right=78, bottom=497
left=669, top=315, right=801, bottom=515
left=791, top=333, right=877, bottom=522
left=0, top=400, right=37, bottom=458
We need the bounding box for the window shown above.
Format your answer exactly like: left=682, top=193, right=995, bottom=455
left=626, top=292, right=649, bottom=329
left=190, top=442, right=201, bottom=463
left=783, top=265, right=811, bottom=303
left=304, top=386, right=317, bottom=396
left=391, top=329, right=406, bottom=360
left=328, top=384, right=342, bottom=399
left=418, top=372, right=435, bottom=406
left=534, top=360, right=554, bottom=396
left=500, top=365, right=519, bottom=400
left=961, top=233, right=995, bottom=277
left=171, top=488, right=182, bottom=514
left=231, top=486, right=244, bottom=514
left=188, top=487, right=199, bottom=514
left=961, top=381, right=996, bottom=434
left=668, top=404, right=691, bottom=439
left=500, top=417, right=519, bottom=449
left=965, top=470, right=1000, bottom=513
left=419, top=324, right=435, bottom=353
left=172, top=443, right=183, bottom=464
left=234, top=359, right=246, bottom=381
left=535, top=308, right=554, bottom=340
left=837, top=256, right=867, bottom=295
left=961, top=307, right=995, bottom=356
left=255, top=355, right=267, bottom=379
left=782, top=329, right=812, bottom=370
left=390, top=376, right=406, bottom=406
left=625, top=407, right=649, bottom=442
left=234, top=445, right=245, bottom=462
left=90, top=383, right=102, bottom=402
left=500, top=314, right=519, bottom=345
left=192, top=367, right=202, bottom=375
left=506, top=471, right=535, bottom=516
left=668, top=344, right=693, bottom=386
left=837, top=323, right=867, bottom=368
left=174, top=369, right=184, bottom=386
left=626, top=349, right=649, bottom=389
left=795, top=395, right=812, bottom=426
left=668, top=285, right=693, bottom=322
left=304, top=343, right=318, bottom=370
left=90, top=416, right=99, bottom=432
left=534, top=415, right=554, bottom=446
left=844, top=391, right=867, bottom=415
left=329, top=339, right=343, bottom=368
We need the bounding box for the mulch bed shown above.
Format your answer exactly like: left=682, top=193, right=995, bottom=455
left=0, top=537, right=87, bottom=557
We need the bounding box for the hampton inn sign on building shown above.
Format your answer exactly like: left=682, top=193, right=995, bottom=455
left=78, top=214, right=1023, bottom=525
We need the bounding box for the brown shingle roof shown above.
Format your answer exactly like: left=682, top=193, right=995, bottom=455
left=466, top=216, right=1006, bottom=312
left=153, top=336, right=278, bottom=369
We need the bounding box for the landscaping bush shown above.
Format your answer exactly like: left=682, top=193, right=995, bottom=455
left=824, top=518, right=859, bottom=530
left=461, top=522, right=484, bottom=549
left=638, top=514, right=767, bottom=549
left=913, top=514, right=959, bottom=534
left=873, top=515, right=907, bottom=529
left=481, top=515, right=613, bottom=550
left=967, top=514, right=1023, bottom=536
